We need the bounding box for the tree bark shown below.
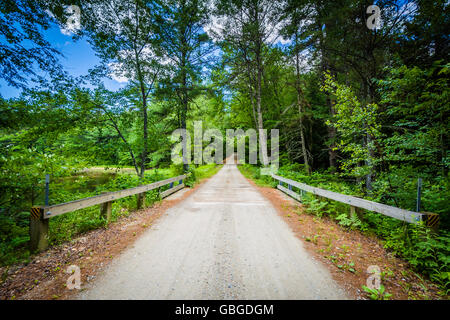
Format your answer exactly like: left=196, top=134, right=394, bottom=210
left=327, top=95, right=337, bottom=171
left=135, top=49, right=148, bottom=180
left=316, top=16, right=338, bottom=172
left=97, top=104, right=140, bottom=177
left=180, top=37, right=189, bottom=171
left=254, top=7, right=268, bottom=167
left=294, top=43, right=311, bottom=175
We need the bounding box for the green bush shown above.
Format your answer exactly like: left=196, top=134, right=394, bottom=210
left=185, top=164, right=222, bottom=187
left=261, top=164, right=450, bottom=292
left=238, top=164, right=276, bottom=187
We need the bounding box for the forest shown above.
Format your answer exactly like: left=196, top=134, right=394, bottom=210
left=0, top=0, right=448, bottom=294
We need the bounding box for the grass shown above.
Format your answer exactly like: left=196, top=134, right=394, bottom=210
left=237, top=164, right=277, bottom=187
left=193, top=164, right=223, bottom=181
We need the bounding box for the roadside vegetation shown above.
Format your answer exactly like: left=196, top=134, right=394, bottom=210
left=0, top=164, right=220, bottom=267
left=239, top=163, right=450, bottom=295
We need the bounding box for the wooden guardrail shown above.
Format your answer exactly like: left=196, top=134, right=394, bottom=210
left=271, top=174, right=439, bottom=227
left=30, top=174, right=187, bottom=252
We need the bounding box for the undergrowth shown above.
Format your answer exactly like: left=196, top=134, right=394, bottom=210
left=0, top=164, right=220, bottom=267
left=241, top=163, right=450, bottom=295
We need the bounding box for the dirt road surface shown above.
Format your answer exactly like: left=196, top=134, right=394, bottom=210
left=77, top=161, right=348, bottom=299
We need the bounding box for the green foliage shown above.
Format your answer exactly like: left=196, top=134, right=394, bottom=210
left=0, top=166, right=178, bottom=266
left=0, top=0, right=64, bottom=88
left=335, top=213, right=363, bottom=230
left=362, top=285, right=392, bottom=300
left=321, top=72, right=382, bottom=178
left=184, top=168, right=197, bottom=188
left=0, top=0, right=448, bottom=300
left=269, top=164, right=449, bottom=292
left=238, top=164, right=277, bottom=187
left=0, top=211, right=30, bottom=265
left=383, top=226, right=450, bottom=292
left=378, top=61, right=449, bottom=175
left=304, top=197, right=327, bottom=218
left=185, top=164, right=222, bottom=187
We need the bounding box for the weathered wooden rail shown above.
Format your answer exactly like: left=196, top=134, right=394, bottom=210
left=30, top=174, right=187, bottom=252
left=272, top=174, right=439, bottom=227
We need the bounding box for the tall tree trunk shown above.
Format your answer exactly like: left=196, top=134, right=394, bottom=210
left=135, top=48, right=148, bottom=208
left=141, top=99, right=148, bottom=179
left=298, top=97, right=310, bottom=174
left=249, top=88, right=258, bottom=129
left=317, top=17, right=337, bottom=172
left=327, top=95, right=337, bottom=171
left=244, top=53, right=258, bottom=129
left=181, top=94, right=188, bottom=171
left=136, top=59, right=148, bottom=180
left=180, top=44, right=189, bottom=171
left=256, top=56, right=268, bottom=166
left=363, top=81, right=376, bottom=191
left=254, top=8, right=268, bottom=167
left=294, top=44, right=311, bottom=174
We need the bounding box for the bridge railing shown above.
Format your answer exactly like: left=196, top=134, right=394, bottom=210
left=271, top=174, right=439, bottom=227
left=30, top=174, right=188, bottom=252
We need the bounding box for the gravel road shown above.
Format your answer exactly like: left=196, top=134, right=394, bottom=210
left=77, top=161, right=348, bottom=299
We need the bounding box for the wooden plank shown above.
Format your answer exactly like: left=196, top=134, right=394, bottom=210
left=272, top=174, right=423, bottom=224
left=136, top=192, right=145, bottom=209
left=277, top=185, right=302, bottom=202
left=43, top=175, right=186, bottom=219
left=349, top=205, right=356, bottom=219
left=100, top=201, right=112, bottom=222
left=161, top=183, right=185, bottom=199
left=29, top=206, right=49, bottom=252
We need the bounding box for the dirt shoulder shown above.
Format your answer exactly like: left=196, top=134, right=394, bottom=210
left=244, top=177, right=444, bottom=300
left=0, top=183, right=203, bottom=300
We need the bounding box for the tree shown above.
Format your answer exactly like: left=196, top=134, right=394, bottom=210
left=288, top=34, right=312, bottom=174
left=398, top=0, right=449, bottom=68
left=77, top=0, right=164, bottom=183
left=155, top=0, right=214, bottom=170
left=211, top=0, right=285, bottom=166
left=0, top=0, right=65, bottom=89
left=321, top=72, right=382, bottom=181
left=281, top=0, right=345, bottom=172
left=378, top=61, right=450, bottom=177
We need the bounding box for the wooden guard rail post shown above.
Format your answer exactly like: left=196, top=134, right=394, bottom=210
left=30, top=206, right=48, bottom=252
left=30, top=174, right=188, bottom=252
left=271, top=174, right=439, bottom=227
left=136, top=192, right=145, bottom=210
left=100, top=200, right=112, bottom=222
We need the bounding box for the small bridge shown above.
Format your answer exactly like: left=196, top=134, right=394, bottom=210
left=28, top=160, right=439, bottom=299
